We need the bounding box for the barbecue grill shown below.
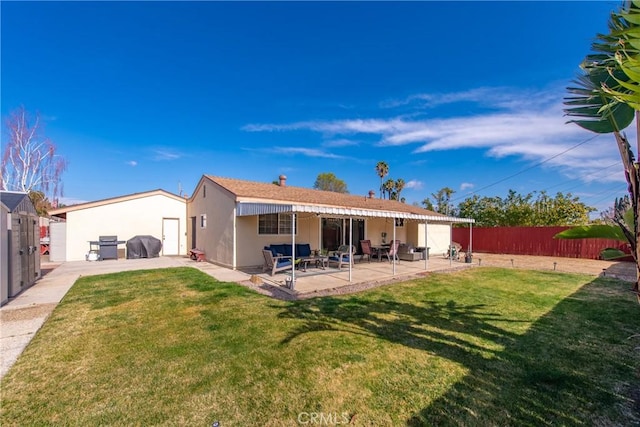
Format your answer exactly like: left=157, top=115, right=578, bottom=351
left=89, top=235, right=126, bottom=260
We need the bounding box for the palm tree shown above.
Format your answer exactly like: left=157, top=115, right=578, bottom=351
left=383, top=179, right=395, bottom=200
left=564, top=0, right=640, bottom=293
left=394, top=178, right=406, bottom=202
left=375, top=161, right=389, bottom=198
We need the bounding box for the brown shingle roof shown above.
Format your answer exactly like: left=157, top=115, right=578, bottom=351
left=206, top=175, right=448, bottom=218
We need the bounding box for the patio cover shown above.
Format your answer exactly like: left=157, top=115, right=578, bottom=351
left=235, top=201, right=474, bottom=288
left=235, top=202, right=473, bottom=223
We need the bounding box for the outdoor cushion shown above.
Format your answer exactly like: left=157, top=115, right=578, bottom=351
left=296, top=243, right=312, bottom=258
left=276, top=259, right=292, bottom=268
left=282, top=244, right=293, bottom=257
left=271, top=244, right=286, bottom=256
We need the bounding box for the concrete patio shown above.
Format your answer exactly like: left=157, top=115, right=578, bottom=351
left=244, top=255, right=474, bottom=296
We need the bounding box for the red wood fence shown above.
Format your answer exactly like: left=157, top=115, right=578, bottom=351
left=452, top=226, right=632, bottom=260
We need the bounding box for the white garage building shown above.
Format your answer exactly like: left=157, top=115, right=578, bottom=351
left=48, top=189, right=187, bottom=261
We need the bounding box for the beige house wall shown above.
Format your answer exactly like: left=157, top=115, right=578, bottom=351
left=365, top=218, right=408, bottom=246
left=236, top=214, right=322, bottom=268
left=187, top=178, right=236, bottom=268
left=63, top=194, right=186, bottom=261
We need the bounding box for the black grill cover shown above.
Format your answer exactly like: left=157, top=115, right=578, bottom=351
left=126, top=235, right=162, bottom=259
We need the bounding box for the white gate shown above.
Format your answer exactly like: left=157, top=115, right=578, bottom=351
left=162, top=218, right=179, bottom=255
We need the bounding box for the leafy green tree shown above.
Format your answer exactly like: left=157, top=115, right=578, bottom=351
left=313, top=172, right=348, bottom=193
left=421, top=198, right=435, bottom=211
left=456, top=190, right=594, bottom=227
left=426, top=187, right=456, bottom=215
left=375, top=161, right=389, bottom=198
left=28, top=190, right=53, bottom=216
left=532, top=191, right=595, bottom=226
left=564, top=0, right=639, bottom=292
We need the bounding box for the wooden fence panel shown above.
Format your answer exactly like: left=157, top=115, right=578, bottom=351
left=452, top=226, right=631, bottom=260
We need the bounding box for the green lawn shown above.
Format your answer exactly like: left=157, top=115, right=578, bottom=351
left=1, top=267, right=638, bottom=426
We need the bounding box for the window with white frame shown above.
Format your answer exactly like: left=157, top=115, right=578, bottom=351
left=258, top=213, right=296, bottom=235
left=200, top=214, right=207, bottom=228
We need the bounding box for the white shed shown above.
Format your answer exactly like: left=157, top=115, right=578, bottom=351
left=48, top=189, right=187, bottom=261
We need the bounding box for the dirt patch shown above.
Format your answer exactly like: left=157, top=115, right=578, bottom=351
left=0, top=303, right=58, bottom=322
left=236, top=254, right=637, bottom=301
left=472, top=253, right=637, bottom=282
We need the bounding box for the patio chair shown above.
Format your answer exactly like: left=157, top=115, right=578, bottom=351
left=359, top=239, right=375, bottom=263
left=328, top=245, right=356, bottom=269
left=379, top=239, right=401, bottom=263
left=262, top=249, right=294, bottom=276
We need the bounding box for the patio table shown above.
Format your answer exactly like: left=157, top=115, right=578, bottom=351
left=371, top=245, right=389, bottom=262
left=299, top=256, right=329, bottom=272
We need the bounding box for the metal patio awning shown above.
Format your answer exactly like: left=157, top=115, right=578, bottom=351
left=235, top=202, right=474, bottom=224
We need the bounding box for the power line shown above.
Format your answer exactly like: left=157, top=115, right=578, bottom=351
left=541, top=162, right=620, bottom=193
left=451, top=133, right=601, bottom=202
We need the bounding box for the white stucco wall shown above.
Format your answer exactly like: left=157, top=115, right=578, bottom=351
left=62, top=194, right=186, bottom=261
left=420, top=223, right=453, bottom=256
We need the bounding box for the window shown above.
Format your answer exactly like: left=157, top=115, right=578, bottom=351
left=258, top=213, right=296, bottom=235
left=203, top=185, right=206, bottom=198
left=395, top=218, right=404, bottom=227
left=200, top=214, right=207, bottom=228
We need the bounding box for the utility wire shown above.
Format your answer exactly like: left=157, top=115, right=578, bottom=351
left=451, top=133, right=601, bottom=202
left=545, top=169, right=622, bottom=195
left=588, top=189, right=629, bottom=208
left=541, top=162, right=619, bottom=193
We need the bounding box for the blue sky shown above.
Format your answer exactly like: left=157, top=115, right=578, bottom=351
left=2, top=1, right=635, bottom=214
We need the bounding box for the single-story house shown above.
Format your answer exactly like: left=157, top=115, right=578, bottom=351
left=0, top=191, right=41, bottom=305
left=48, top=189, right=187, bottom=261
left=187, top=175, right=474, bottom=270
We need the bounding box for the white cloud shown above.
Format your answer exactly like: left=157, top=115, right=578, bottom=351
left=323, top=138, right=359, bottom=147
left=404, top=179, right=423, bottom=190
left=243, top=86, right=637, bottom=183
left=460, top=182, right=474, bottom=191
left=273, top=147, right=346, bottom=159
left=126, top=160, right=138, bottom=167
left=152, top=149, right=182, bottom=161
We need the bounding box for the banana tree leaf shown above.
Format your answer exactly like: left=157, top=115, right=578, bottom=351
left=554, top=224, right=628, bottom=242
left=566, top=117, right=628, bottom=134
left=600, top=248, right=631, bottom=260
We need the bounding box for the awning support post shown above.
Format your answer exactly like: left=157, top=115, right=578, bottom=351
left=291, top=213, right=296, bottom=288
left=449, top=222, right=453, bottom=267
left=393, top=218, right=396, bottom=275
left=424, top=220, right=428, bottom=270
left=349, top=217, right=353, bottom=282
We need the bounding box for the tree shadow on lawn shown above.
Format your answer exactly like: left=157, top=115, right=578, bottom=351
left=276, top=276, right=640, bottom=426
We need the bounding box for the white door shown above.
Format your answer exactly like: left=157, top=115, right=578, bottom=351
left=162, top=218, right=179, bottom=255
